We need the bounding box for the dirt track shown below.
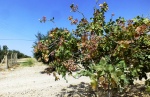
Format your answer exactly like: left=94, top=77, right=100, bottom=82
left=0, top=63, right=91, bottom=97
left=0, top=59, right=150, bottom=97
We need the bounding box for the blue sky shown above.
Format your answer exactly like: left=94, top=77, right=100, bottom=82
left=0, top=0, right=150, bottom=57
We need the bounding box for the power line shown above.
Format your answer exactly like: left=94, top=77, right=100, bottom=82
left=0, top=39, right=35, bottom=41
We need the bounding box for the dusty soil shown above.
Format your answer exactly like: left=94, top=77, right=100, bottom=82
left=0, top=62, right=91, bottom=97
left=0, top=60, right=150, bottom=97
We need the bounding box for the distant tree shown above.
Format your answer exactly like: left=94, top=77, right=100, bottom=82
left=3, top=45, right=8, bottom=54
left=0, top=45, right=30, bottom=62
left=0, top=45, right=3, bottom=62
left=8, top=50, right=31, bottom=59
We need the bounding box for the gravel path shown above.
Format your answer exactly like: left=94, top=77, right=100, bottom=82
left=0, top=64, right=90, bottom=97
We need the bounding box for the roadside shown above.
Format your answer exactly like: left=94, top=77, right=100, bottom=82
left=0, top=61, right=91, bottom=97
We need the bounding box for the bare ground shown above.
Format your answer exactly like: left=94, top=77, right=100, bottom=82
left=0, top=62, right=91, bottom=97
left=0, top=60, right=150, bottom=97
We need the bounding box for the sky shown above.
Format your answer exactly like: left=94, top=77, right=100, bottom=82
left=0, top=0, right=150, bottom=57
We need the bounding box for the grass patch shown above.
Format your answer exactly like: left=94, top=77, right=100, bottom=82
left=21, top=58, right=35, bottom=67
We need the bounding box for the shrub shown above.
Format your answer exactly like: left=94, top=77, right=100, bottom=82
left=33, top=1, right=150, bottom=96
left=21, top=58, right=35, bottom=67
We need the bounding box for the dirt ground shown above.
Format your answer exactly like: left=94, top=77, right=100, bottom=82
left=0, top=62, right=91, bottom=97
left=0, top=59, right=150, bottom=97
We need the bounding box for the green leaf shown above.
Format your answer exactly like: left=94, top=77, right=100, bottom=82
left=55, top=51, right=60, bottom=57
left=91, top=79, right=98, bottom=90
left=59, top=46, right=64, bottom=51
left=120, top=74, right=128, bottom=85
left=131, top=69, right=138, bottom=76
left=93, top=65, right=103, bottom=71
left=99, top=57, right=107, bottom=66
left=111, top=72, right=119, bottom=84
left=78, top=70, right=93, bottom=77
left=139, top=65, right=143, bottom=68
left=120, top=44, right=125, bottom=48
left=143, top=18, right=149, bottom=24
left=117, top=60, right=126, bottom=68
left=106, top=64, right=114, bottom=72
left=146, top=86, right=150, bottom=92
left=133, top=18, right=138, bottom=23
left=120, top=74, right=126, bottom=80
left=148, top=55, right=150, bottom=59
left=99, top=70, right=105, bottom=76
left=91, top=24, right=95, bottom=29
left=124, top=78, right=129, bottom=85
left=116, top=70, right=123, bottom=76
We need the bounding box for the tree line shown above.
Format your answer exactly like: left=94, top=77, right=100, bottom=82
left=0, top=45, right=31, bottom=62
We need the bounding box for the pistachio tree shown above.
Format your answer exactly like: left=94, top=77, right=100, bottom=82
left=33, top=2, right=150, bottom=96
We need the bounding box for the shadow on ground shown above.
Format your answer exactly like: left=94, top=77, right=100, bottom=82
left=56, top=82, right=98, bottom=97
left=39, top=66, right=150, bottom=97
left=40, top=66, right=56, bottom=75
left=56, top=82, right=150, bottom=97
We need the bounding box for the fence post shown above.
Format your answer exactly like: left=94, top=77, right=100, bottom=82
left=5, top=54, right=9, bottom=69
left=15, top=53, right=18, bottom=64
left=0, top=56, right=5, bottom=65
